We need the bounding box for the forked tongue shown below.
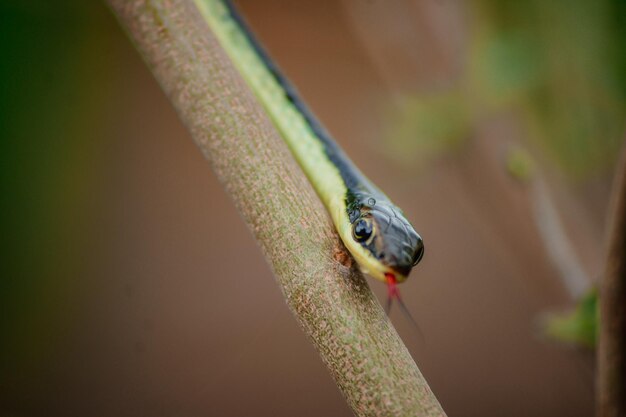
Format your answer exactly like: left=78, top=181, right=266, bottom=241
left=384, top=273, right=425, bottom=340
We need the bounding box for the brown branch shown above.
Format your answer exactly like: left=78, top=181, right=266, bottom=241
left=106, top=1, right=446, bottom=416
left=597, top=142, right=626, bottom=417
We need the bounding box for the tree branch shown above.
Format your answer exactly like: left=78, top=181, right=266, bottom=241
left=106, top=1, right=446, bottom=416
left=597, top=142, right=626, bottom=417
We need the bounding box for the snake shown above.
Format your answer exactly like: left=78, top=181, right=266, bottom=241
left=194, top=0, right=425, bottom=305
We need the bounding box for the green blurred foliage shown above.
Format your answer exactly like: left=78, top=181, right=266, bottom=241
left=543, top=288, right=598, bottom=349
left=384, top=92, right=469, bottom=164
left=0, top=1, right=118, bottom=372
left=506, top=147, right=535, bottom=183
left=386, top=0, right=626, bottom=179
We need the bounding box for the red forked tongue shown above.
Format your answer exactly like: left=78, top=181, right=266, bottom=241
left=385, top=273, right=400, bottom=309
left=384, top=273, right=425, bottom=340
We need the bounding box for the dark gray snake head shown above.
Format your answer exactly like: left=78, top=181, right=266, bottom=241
left=347, top=192, right=424, bottom=281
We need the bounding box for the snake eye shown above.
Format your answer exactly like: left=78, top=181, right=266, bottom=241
left=352, top=219, right=373, bottom=242
left=412, top=242, right=425, bottom=266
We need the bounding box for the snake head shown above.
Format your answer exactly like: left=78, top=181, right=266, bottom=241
left=346, top=194, right=424, bottom=282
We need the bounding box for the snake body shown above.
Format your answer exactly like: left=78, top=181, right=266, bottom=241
left=195, top=0, right=424, bottom=284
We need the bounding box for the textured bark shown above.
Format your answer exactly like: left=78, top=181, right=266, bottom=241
left=106, top=1, right=446, bottom=416
left=597, top=144, right=626, bottom=417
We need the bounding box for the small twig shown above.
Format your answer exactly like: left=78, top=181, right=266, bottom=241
left=106, top=1, right=446, bottom=416
left=531, top=178, right=590, bottom=299
left=597, top=142, right=626, bottom=417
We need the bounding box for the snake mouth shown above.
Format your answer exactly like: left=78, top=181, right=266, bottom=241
left=389, top=264, right=411, bottom=281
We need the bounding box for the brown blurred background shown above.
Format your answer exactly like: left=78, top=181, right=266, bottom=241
left=1, top=0, right=625, bottom=416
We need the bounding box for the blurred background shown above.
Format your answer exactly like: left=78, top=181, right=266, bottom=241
left=1, top=0, right=625, bottom=416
